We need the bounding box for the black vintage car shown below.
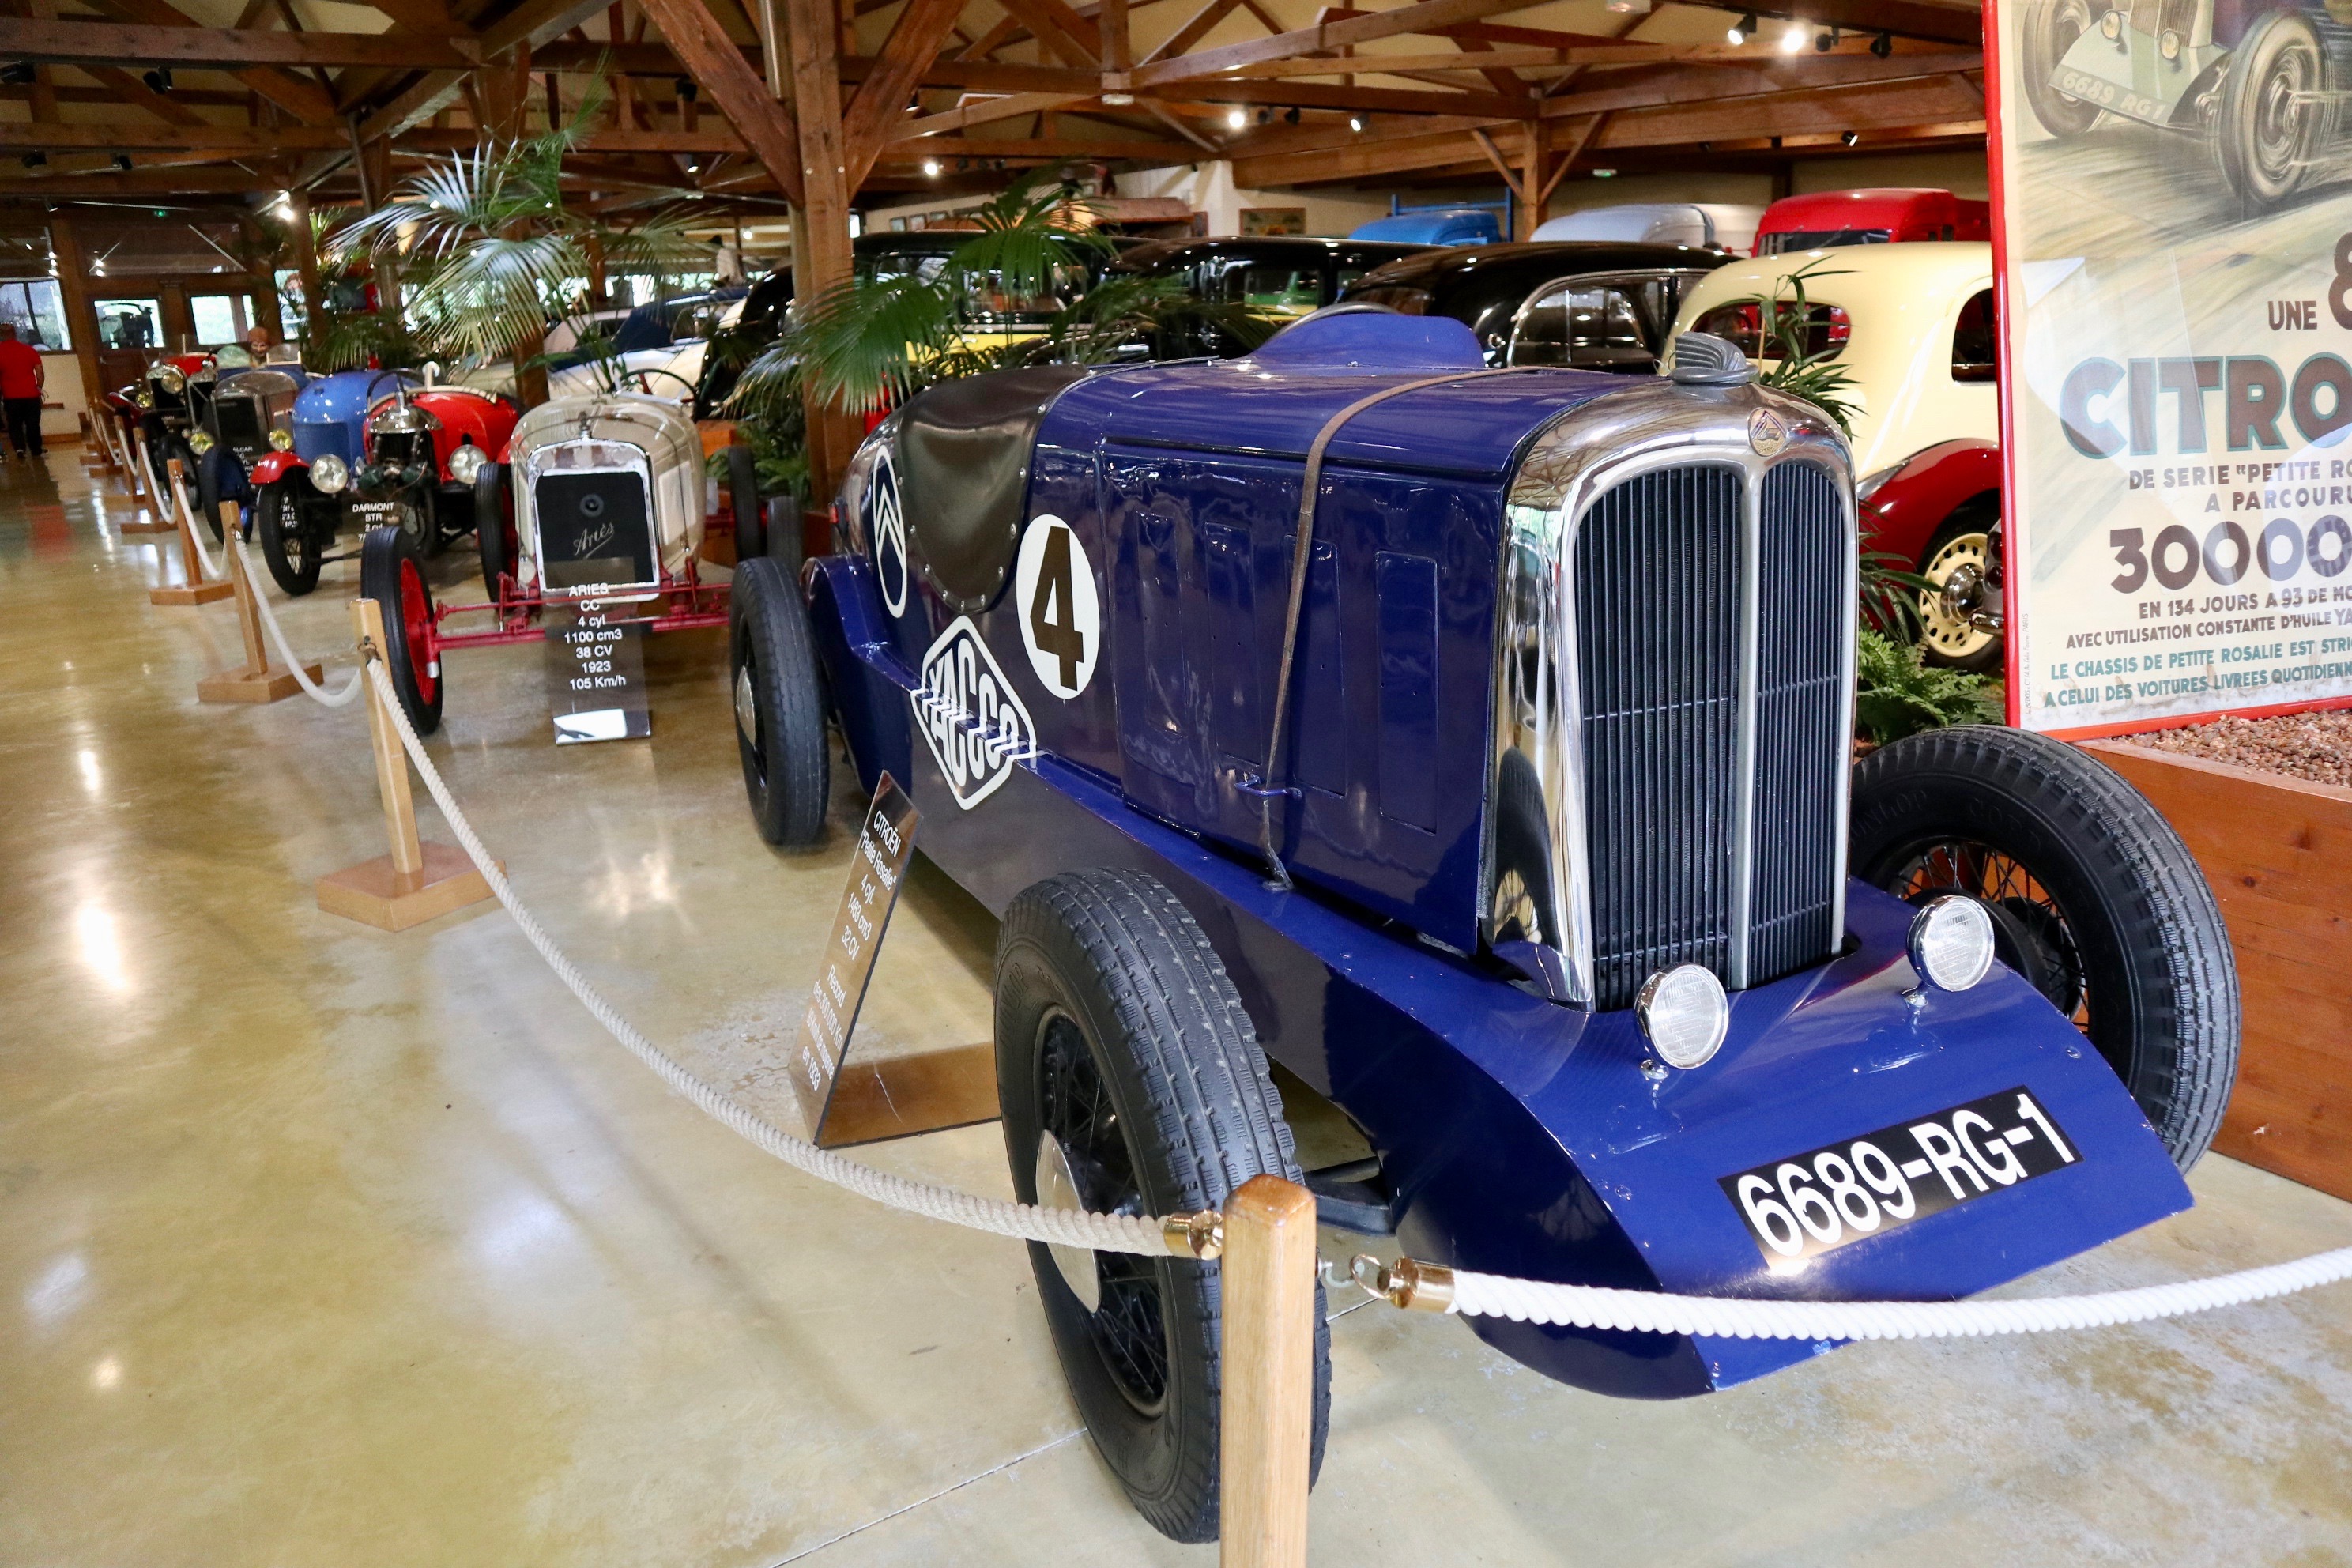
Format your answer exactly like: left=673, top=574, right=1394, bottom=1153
left=122, top=354, right=212, bottom=503
left=1339, top=241, right=1735, bottom=369
left=190, top=362, right=306, bottom=541
left=1109, top=235, right=1432, bottom=354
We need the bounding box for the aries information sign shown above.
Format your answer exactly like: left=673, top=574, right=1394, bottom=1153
left=1991, top=0, right=2352, bottom=737
left=545, top=601, right=649, bottom=743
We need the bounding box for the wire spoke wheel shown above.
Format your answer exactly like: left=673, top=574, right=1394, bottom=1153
left=1887, top=839, right=2090, bottom=1034
left=1038, top=1009, right=1167, bottom=1412
left=1918, top=530, right=1996, bottom=660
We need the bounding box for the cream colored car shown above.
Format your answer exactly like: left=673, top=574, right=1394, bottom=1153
left=1667, top=243, right=2005, bottom=669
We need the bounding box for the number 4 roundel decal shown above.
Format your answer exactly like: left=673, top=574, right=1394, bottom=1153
left=1015, top=514, right=1099, bottom=699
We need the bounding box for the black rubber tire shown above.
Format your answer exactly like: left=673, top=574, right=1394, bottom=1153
left=995, top=869, right=1330, bottom=1544
left=254, top=481, right=322, bottom=597
left=1851, top=726, right=2239, bottom=1170
left=475, top=461, right=517, bottom=602
left=729, top=441, right=766, bottom=562
left=729, top=555, right=829, bottom=846
left=194, top=447, right=228, bottom=542
left=157, top=432, right=197, bottom=515
left=360, top=524, right=444, bottom=737
left=2216, top=9, right=2327, bottom=213
left=2022, top=0, right=2101, bottom=139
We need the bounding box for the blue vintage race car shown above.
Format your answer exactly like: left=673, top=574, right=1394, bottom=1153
left=728, top=310, right=2240, bottom=1543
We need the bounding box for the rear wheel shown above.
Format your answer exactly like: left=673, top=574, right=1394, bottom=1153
left=2022, top=0, right=2102, bottom=138
left=360, top=524, right=443, bottom=737
left=474, top=461, right=518, bottom=602
left=1917, top=507, right=2004, bottom=673
left=729, top=556, right=829, bottom=846
left=254, top=481, right=322, bottom=596
left=996, top=868, right=1329, bottom=1544
left=2217, top=10, right=2328, bottom=211
left=729, top=441, right=766, bottom=562
left=1851, top=726, right=2239, bottom=1170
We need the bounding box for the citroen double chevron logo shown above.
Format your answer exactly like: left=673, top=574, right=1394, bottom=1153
left=914, top=617, right=1035, bottom=809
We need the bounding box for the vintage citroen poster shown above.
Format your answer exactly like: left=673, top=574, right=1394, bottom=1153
left=1991, top=0, right=2352, bottom=736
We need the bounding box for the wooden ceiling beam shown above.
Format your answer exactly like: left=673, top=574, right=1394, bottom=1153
left=1124, top=0, right=1565, bottom=89
left=842, top=0, right=966, bottom=185
left=0, top=14, right=475, bottom=70
left=635, top=0, right=803, bottom=205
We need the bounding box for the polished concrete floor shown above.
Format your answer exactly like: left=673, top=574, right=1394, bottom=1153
left=5, top=449, right=2351, bottom=1567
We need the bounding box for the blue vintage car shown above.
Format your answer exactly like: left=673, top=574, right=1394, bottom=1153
left=727, top=311, right=2239, bottom=1543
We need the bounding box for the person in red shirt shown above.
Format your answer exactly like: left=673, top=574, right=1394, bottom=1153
left=0, top=323, right=44, bottom=462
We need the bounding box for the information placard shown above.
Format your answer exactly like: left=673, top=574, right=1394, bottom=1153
left=545, top=601, right=649, bottom=744
left=1991, top=3, right=2352, bottom=737
left=789, top=774, right=922, bottom=1137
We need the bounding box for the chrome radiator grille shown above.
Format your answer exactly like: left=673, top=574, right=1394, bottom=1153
left=1574, top=467, right=1741, bottom=1008
left=1570, top=459, right=1848, bottom=1009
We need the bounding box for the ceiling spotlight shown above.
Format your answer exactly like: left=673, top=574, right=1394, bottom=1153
left=675, top=77, right=697, bottom=102
left=1779, top=24, right=1805, bottom=53
left=685, top=160, right=701, bottom=173
left=1101, top=90, right=1134, bottom=104
left=0, top=62, right=35, bottom=85
left=1226, top=107, right=1247, bottom=130
left=1592, top=167, right=1617, bottom=178
left=1841, top=130, right=1860, bottom=147
left=1814, top=26, right=1838, bottom=51
left=1870, top=30, right=1894, bottom=58
left=142, top=66, right=173, bottom=92
left=112, top=153, right=133, bottom=172
left=1284, top=105, right=1300, bottom=124
left=1256, top=107, right=1271, bottom=125
left=21, top=151, right=44, bottom=168
left=1348, top=115, right=1365, bottom=132
left=922, top=158, right=940, bottom=177
left=1725, top=11, right=1755, bottom=44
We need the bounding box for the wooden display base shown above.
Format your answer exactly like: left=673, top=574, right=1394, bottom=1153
left=119, top=511, right=169, bottom=536
left=316, top=842, right=498, bottom=931
left=150, top=579, right=235, bottom=605
left=816, top=1042, right=1001, bottom=1148
left=198, top=661, right=322, bottom=703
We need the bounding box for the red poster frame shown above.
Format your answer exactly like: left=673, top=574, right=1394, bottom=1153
left=1984, top=0, right=2352, bottom=741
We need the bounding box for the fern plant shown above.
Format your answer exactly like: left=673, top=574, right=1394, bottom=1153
left=1856, top=628, right=2001, bottom=744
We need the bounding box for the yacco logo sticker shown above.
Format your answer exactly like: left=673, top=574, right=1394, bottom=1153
left=914, top=616, right=1035, bottom=809
left=871, top=453, right=909, bottom=616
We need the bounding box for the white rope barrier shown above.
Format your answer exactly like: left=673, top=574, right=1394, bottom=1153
left=361, top=660, right=1169, bottom=1257
left=232, top=538, right=366, bottom=707
left=1438, top=1247, right=2352, bottom=1340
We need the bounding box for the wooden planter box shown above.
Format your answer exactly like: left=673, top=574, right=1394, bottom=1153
left=2084, top=740, right=2352, bottom=1202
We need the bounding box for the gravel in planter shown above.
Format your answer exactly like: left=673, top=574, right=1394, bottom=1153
left=2125, top=710, right=2352, bottom=789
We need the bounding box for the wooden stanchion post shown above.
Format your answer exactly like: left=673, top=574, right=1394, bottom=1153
left=1219, top=1174, right=1317, bottom=1568
left=149, top=458, right=233, bottom=605
left=198, top=501, right=320, bottom=703
left=315, top=594, right=496, bottom=931
left=121, top=428, right=168, bottom=533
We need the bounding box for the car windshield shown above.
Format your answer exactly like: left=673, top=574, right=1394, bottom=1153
left=1343, top=285, right=1431, bottom=315
left=1204, top=260, right=1324, bottom=317
left=1509, top=272, right=1701, bottom=371
left=1758, top=228, right=1893, bottom=254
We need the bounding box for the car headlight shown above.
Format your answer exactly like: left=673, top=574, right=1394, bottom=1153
left=2158, top=27, right=2180, bottom=60
left=154, top=365, right=186, bottom=394
left=268, top=428, right=294, bottom=452
left=447, top=442, right=486, bottom=486
left=1635, top=963, right=1729, bottom=1070
left=188, top=429, right=215, bottom=455
left=134, top=388, right=154, bottom=409
left=2099, top=8, right=2121, bottom=39
left=1907, top=896, right=1996, bottom=993
left=310, top=453, right=349, bottom=493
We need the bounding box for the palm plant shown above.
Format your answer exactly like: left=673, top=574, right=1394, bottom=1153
left=329, top=74, right=704, bottom=404
left=1732, top=254, right=1862, bottom=435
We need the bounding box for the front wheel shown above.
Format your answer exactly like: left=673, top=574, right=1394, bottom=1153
left=2216, top=10, right=2328, bottom=212
left=194, top=447, right=231, bottom=542
left=729, top=556, right=829, bottom=846
left=1850, top=726, right=2239, bottom=1170
left=996, top=869, right=1329, bottom=1544
left=2022, top=0, right=2102, bottom=139
left=254, top=481, right=322, bottom=596
left=474, top=461, right=518, bottom=602
left=360, top=524, right=443, bottom=737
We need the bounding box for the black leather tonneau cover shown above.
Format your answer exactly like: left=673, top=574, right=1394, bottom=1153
left=895, top=363, right=1092, bottom=610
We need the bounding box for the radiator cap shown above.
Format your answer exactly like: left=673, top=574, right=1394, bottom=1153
left=1668, top=330, right=1758, bottom=386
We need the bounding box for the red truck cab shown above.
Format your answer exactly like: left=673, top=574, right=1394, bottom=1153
left=1755, top=188, right=1989, bottom=254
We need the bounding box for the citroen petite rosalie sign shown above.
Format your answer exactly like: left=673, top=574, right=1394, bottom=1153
left=1991, top=1, right=2352, bottom=737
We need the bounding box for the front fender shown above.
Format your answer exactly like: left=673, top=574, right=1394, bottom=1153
left=1860, top=438, right=2000, bottom=565
left=250, top=450, right=306, bottom=487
